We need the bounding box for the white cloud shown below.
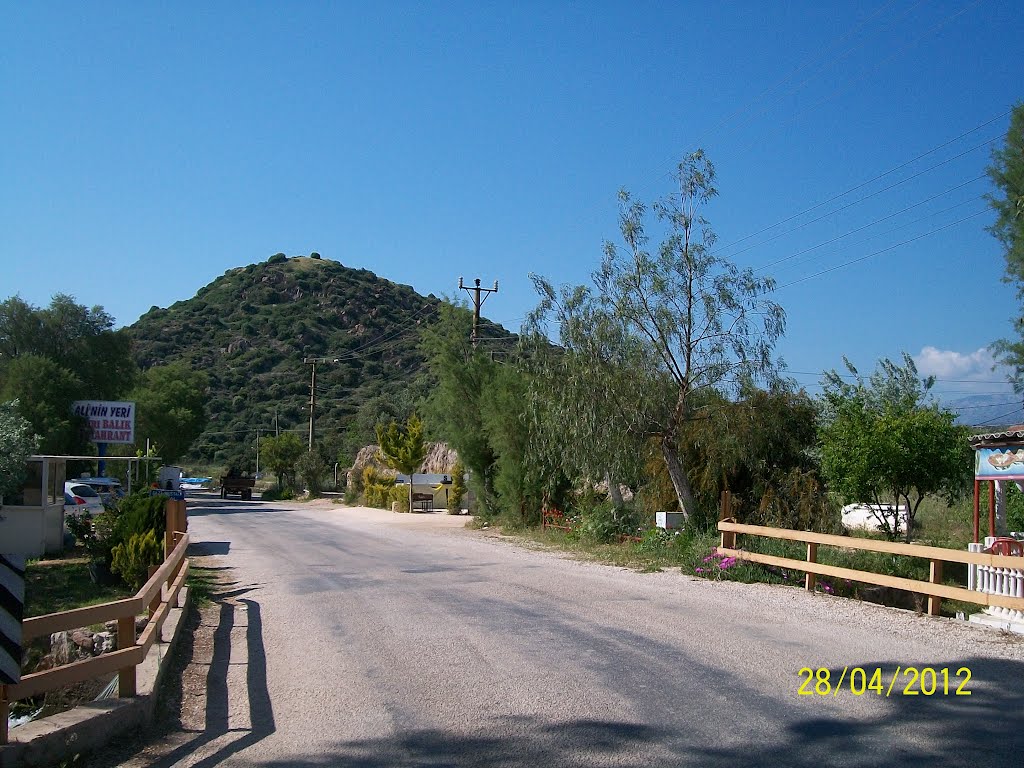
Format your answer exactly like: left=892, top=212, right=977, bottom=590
left=914, top=346, right=1000, bottom=380
left=913, top=346, right=1015, bottom=395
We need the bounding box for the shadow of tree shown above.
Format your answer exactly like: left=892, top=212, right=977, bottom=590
left=248, top=655, right=1022, bottom=768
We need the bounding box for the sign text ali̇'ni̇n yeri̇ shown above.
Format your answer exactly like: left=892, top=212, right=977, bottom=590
left=71, top=400, right=136, bottom=445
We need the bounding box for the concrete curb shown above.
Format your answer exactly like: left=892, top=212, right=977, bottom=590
left=1, top=587, right=192, bottom=768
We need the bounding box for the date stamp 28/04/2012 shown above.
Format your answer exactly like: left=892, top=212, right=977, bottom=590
left=798, top=667, right=972, bottom=697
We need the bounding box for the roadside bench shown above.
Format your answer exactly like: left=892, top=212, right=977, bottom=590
left=412, top=492, right=434, bottom=511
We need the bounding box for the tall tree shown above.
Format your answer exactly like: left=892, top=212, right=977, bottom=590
left=989, top=104, right=1024, bottom=388
left=531, top=150, right=785, bottom=522
left=422, top=302, right=500, bottom=513
left=0, top=294, right=136, bottom=454
left=376, top=414, right=428, bottom=514
left=0, top=355, right=87, bottom=454
left=130, top=363, right=208, bottom=463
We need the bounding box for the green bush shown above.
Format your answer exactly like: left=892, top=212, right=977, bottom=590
left=447, top=462, right=466, bottom=514
left=261, top=486, right=295, bottom=501
left=115, top=492, right=167, bottom=542
left=268, top=252, right=287, bottom=264
left=296, top=451, right=329, bottom=496
left=67, top=511, right=120, bottom=566
left=111, top=530, right=164, bottom=591
left=390, top=485, right=410, bottom=512
left=577, top=496, right=643, bottom=544
left=362, top=465, right=398, bottom=508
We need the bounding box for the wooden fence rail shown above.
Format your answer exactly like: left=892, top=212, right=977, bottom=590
left=717, top=518, right=1024, bottom=617
left=1, top=499, right=190, bottom=746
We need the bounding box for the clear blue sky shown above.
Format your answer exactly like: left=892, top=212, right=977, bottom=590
left=3, top=1, right=1021, bottom=409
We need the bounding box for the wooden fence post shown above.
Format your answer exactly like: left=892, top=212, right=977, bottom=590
left=147, top=565, right=163, bottom=643
left=805, top=543, right=817, bottom=592
left=117, top=616, right=137, bottom=697
left=165, top=500, right=174, bottom=559
left=928, top=559, right=943, bottom=616
left=719, top=491, right=736, bottom=550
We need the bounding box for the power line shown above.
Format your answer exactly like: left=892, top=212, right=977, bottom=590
left=718, top=137, right=998, bottom=262
left=771, top=208, right=987, bottom=291
left=785, top=370, right=1013, bottom=385
left=755, top=178, right=986, bottom=273
left=698, top=109, right=1008, bottom=259
left=978, top=406, right=1024, bottom=426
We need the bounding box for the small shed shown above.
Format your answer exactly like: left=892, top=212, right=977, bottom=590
left=0, top=454, right=160, bottom=557
left=0, top=456, right=68, bottom=557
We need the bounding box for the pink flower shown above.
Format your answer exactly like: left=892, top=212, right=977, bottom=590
left=695, top=567, right=704, bottom=573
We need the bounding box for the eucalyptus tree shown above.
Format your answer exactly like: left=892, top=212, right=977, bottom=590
left=530, top=150, right=785, bottom=522
left=989, top=103, right=1024, bottom=389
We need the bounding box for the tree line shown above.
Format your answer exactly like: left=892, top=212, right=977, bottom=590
left=416, top=146, right=1002, bottom=542
left=0, top=293, right=208, bottom=487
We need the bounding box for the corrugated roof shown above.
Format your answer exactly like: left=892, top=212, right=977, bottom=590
left=969, top=426, right=1024, bottom=447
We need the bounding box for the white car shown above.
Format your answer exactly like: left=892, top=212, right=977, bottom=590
left=73, top=476, right=124, bottom=503
left=64, top=482, right=105, bottom=517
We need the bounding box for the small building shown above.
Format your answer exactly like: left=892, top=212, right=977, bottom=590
left=1, top=456, right=68, bottom=558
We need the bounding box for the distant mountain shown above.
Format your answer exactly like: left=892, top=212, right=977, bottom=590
left=944, top=392, right=1023, bottom=428
left=128, top=253, right=513, bottom=467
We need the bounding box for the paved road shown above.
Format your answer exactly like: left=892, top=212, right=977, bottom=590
left=125, top=496, right=1024, bottom=767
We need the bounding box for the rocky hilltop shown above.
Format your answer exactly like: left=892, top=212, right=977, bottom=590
left=128, top=253, right=506, bottom=466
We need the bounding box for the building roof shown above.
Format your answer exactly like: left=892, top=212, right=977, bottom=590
left=968, top=426, right=1024, bottom=449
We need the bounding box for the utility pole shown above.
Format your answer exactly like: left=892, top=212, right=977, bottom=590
left=303, top=357, right=338, bottom=451
left=458, top=276, right=498, bottom=347
left=255, top=428, right=260, bottom=478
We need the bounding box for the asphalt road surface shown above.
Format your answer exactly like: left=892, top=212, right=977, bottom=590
left=112, top=496, right=1024, bottom=767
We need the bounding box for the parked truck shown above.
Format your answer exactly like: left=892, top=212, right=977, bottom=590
left=220, top=473, right=256, bottom=500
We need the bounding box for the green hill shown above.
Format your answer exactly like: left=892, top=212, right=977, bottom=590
left=128, top=253, right=500, bottom=468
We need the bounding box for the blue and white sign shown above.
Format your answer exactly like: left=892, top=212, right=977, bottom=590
left=975, top=447, right=1024, bottom=480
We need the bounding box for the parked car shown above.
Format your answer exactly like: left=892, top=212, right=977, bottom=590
left=63, top=482, right=105, bottom=517
left=73, top=476, right=124, bottom=503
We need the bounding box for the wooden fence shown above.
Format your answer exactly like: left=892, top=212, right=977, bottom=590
left=716, top=517, right=1024, bottom=617
left=0, top=499, right=190, bottom=746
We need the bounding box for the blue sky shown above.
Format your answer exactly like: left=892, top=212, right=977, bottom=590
left=2, top=1, right=1022, bottom=412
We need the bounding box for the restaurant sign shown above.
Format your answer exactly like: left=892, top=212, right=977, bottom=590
left=71, top=400, right=136, bottom=444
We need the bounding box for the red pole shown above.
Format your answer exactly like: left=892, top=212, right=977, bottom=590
left=988, top=480, right=996, bottom=540
left=973, top=479, right=980, bottom=544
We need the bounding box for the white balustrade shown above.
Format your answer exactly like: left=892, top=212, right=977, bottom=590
left=968, top=534, right=1024, bottom=622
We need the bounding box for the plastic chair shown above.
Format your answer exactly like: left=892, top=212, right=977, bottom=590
left=985, top=537, right=1024, bottom=557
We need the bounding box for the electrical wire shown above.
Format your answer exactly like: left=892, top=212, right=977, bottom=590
left=755, top=180, right=986, bottom=273
left=717, top=138, right=997, bottom=262
left=771, top=208, right=988, bottom=291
